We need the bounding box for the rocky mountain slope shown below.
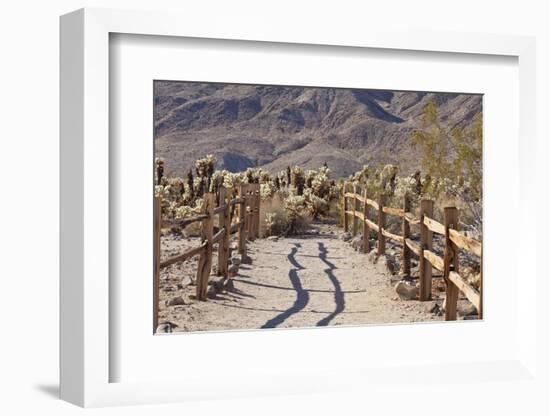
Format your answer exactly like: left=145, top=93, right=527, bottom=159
left=154, top=81, right=482, bottom=178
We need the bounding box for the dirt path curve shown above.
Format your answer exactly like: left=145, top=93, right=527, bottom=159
left=160, top=223, right=440, bottom=332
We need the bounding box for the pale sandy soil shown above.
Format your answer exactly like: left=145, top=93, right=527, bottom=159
left=158, top=222, right=446, bottom=333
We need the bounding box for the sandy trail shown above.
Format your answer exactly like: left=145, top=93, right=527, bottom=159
left=158, top=223, right=441, bottom=332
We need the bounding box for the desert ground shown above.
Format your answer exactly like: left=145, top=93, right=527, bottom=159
left=156, top=222, right=481, bottom=333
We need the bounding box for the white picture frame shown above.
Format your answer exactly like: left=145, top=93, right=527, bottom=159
left=60, top=8, right=538, bottom=408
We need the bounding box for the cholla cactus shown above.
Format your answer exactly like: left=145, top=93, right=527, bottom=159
left=311, top=165, right=331, bottom=198
left=155, top=157, right=164, bottom=185
left=351, top=164, right=371, bottom=185
left=260, top=182, right=276, bottom=200
left=304, top=188, right=329, bottom=219
left=285, top=194, right=305, bottom=215
left=264, top=212, right=278, bottom=237
left=195, top=154, right=215, bottom=178
left=174, top=204, right=199, bottom=220
left=290, top=166, right=305, bottom=195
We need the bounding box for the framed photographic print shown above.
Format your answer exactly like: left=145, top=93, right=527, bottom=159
left=60, top=7, right=538, bottom=408
left=151, top=80, right=483, bottom=335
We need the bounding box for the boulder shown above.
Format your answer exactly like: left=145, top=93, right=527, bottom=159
left=228, top=264, right=239, bottom=277
left=223, top=278, right=235, bottom=291
left=394, top=280, right=419, bottom=300
left=231, top=256, right=241, bottom=266
left=340, top=232, right=352, bottom=242
left=156, top=321, right=178, bottom=333
left=457, top=300, right=478, bottom=317
left=206, top=285, right=217, bottom=298
left=425, top=301, right=443, bottom=316
left=209, top=275, right=226, bottom=292
left=166, top=296, right=186, bottom=306
left=181, top=275, right=194, bottom=288
left=351, top=236, right=364, bottom=251
left=384, top=255, right=398, bottom=275
left=241, top=254, right=253, bottom=265
left=367, top=250, right=379, bottom=264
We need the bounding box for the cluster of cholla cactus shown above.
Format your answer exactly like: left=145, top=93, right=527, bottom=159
left=154, top=155, right=342, bottom=234
left=155, top=154, right=481, bottom=237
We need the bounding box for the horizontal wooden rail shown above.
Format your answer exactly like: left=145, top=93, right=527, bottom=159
left=382, top=206, right=404, bottom=217
left=212, top=228, right=226, bottom=244
left=449, top=229, right=482, bottom=257
left=448, top=271, right=481, bottom=311
left=162, top=214, right=208, bottom=228
left=423, top=249, right=444, bottom=272
left=213, top=205, right=227, bottom=215
left=160, top=242, right=207, bottom=268
left=405, top=238, right=422, bottom=257
left=404, top=212, right=421, bottom=225
left=230, top=197, right=245, bottom=205
left=423, top=216, right=445, bottom=235
left=381, top=228, right=402, bottom=242
left=366, top=198, right=378, bottom=210
left=365, top=218, right=379, bottom=232
left=230, top=221, right=243, bottom=234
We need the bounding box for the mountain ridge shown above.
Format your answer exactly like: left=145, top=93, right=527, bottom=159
left=154, top=81, right=482, bottom=178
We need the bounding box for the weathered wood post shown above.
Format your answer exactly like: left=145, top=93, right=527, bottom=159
left=352, top=184, right=360, bottom=236
left=237, top=184, right=247, bottom=256
left=153, top=196, right=162, bottom=333
left=196, top=193, right=214, bottom=301
left=402, top=194, right=411, bottom=277
left=217, top=187, right=230, bottom=278
left=222, top=189, right=232, bottom=277
left=377, top=194, right=386, bottom=256
left=217, top=187, right=226, bottom=276
left=342, top=182, right=349, bottom=232
left=255, top=183, right=261, bottom=238
left=419, top=199, right=434, bottom=301
left=247, top=186, right=255, bottom=241
left=443, top=206, right=459, bottom=320
left=362, top=187, right=370, bottom=253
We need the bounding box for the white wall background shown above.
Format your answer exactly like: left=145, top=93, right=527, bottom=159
left=0, top=1, right=548, bottom=414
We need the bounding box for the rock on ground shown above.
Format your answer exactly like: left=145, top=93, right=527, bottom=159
left=394, top=280, right=418, bottom=300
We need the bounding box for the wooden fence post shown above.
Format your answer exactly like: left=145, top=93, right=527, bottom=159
left=377, top=194, right=386, bottom=256
left=352, top=184, right=359, bottom=236
left=217, top=187, right=226, bottom=276
left=222, top=189, right=232, bottom=277
left=237, top=185, right=247, bottom=256
left=419, top=199, right=434, bottom=301
left=402, top=194, right=411, bottom=277
left=196, top=193, right=214, bottom=301
left=153, top=196, right=161, bottom=333
left=342, top=182, right=349, bottom=232
left=443, top=207, right=459, bottom=320
left=217, top=187, right=230, bottom=278
left=255, top=183, right=261, bottom=238
left=362, top=187, right=369, bottom=253
left=250, top=184, right=256, bottom=241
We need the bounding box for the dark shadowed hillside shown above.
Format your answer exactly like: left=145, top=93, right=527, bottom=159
left=154, top=81, right=482, bottom=178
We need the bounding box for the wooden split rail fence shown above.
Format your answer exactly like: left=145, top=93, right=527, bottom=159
left=341, top=182, right=482, bottom=321
left=153, top=183, right=261, bottom=332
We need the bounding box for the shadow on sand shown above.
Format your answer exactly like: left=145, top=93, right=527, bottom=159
left=316, top=242, right=345, bottom=326
left=261, top=243, right=309, bottom=328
